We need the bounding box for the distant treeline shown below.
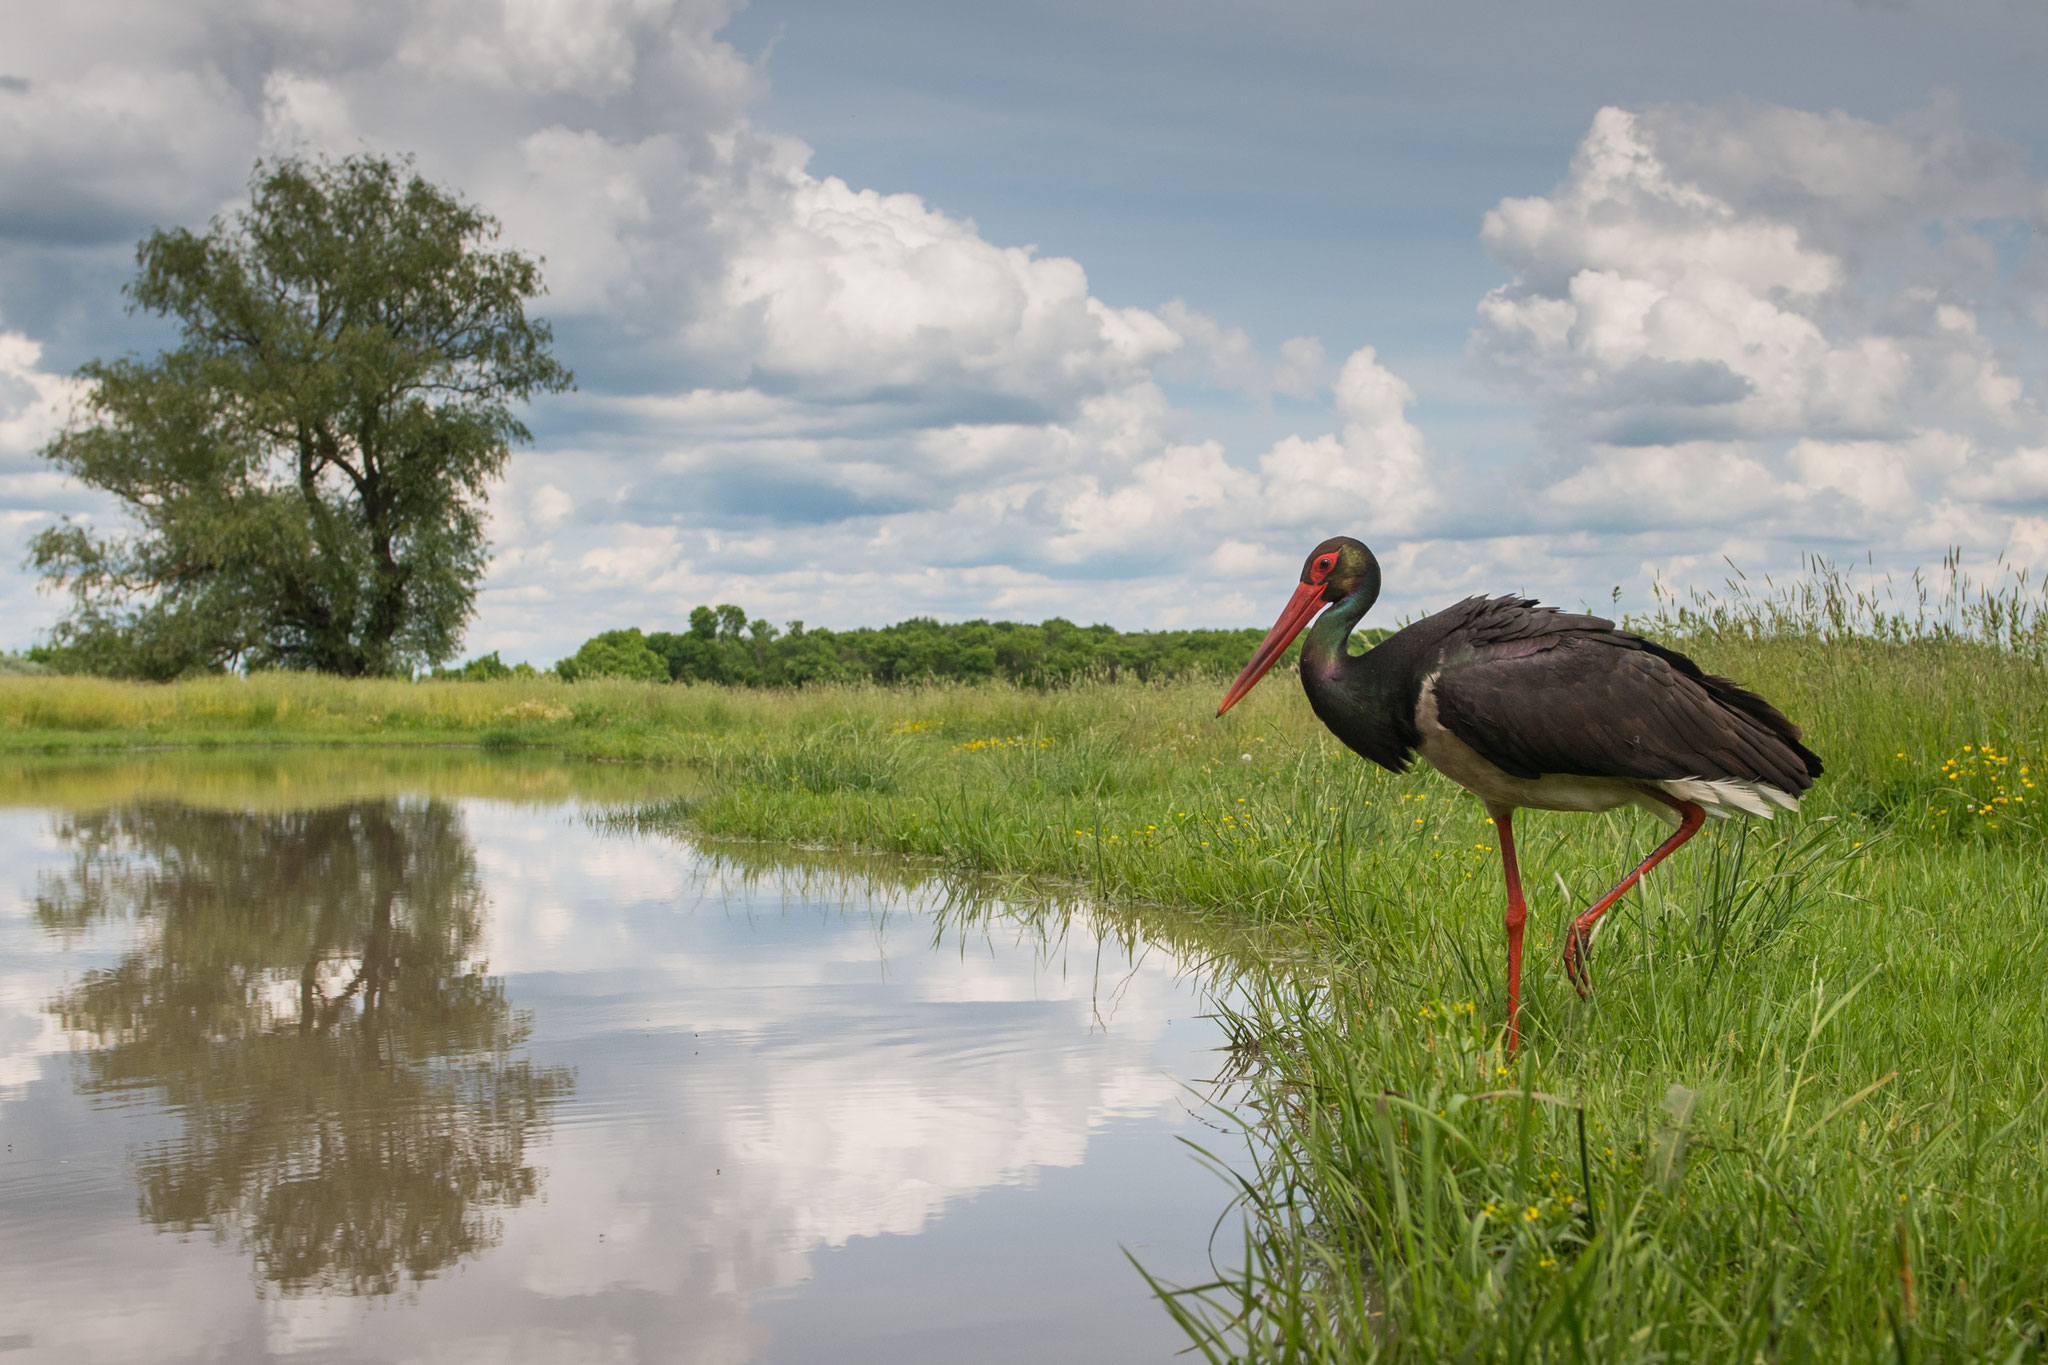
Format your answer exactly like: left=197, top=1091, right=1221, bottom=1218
left=436, top=604, right=1382, bottom=687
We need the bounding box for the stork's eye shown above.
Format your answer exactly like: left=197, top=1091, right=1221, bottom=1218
left=1313, top=554, right=1337, bottom=580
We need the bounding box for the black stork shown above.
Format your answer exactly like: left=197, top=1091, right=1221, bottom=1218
left=1217, top=536, right=1822, bottom=1053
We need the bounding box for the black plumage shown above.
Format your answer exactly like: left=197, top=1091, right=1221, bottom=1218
left=1292, top=574, right=1818, bottom=800
left=1411, top=599, right=1818, bottom=794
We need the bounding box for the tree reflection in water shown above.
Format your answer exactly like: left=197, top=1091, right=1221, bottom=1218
left=35, top=799, right=572, bottom=1297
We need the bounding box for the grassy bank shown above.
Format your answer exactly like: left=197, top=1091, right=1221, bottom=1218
left=0, top=672, right=744, bottom=758
left=5, top=632, right=2046, bottom=1359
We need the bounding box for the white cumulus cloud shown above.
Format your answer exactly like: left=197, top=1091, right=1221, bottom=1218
left=1472, top=102, right=2048, bottom=575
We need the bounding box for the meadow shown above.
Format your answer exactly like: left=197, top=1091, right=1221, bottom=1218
left=3, top=569, right=2046, bottom=1361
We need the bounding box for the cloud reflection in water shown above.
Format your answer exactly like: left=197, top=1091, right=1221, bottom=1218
left=0, top=766, right=1241, bottom=1363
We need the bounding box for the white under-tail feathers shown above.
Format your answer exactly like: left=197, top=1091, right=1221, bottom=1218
left=1655, top=776, right=1802, bottom=820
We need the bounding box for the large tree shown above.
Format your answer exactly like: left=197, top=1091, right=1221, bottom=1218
left=31, top=155, right=572, bottom=677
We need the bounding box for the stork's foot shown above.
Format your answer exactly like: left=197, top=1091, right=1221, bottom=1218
left=1561, top=928, right=1593, bottom=999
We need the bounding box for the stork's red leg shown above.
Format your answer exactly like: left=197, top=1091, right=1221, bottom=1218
left=1488, top=804, right=1528, bottom=1055
left=1561, top=790, right=1707, bottom=996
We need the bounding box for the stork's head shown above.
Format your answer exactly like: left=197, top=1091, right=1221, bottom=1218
left=1216, top=535, right=1380, bottom=717
left=1299, top=535, right=1379, bottom=604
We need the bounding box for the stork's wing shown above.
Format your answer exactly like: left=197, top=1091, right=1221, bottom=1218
left=1430, top=631, right=1821, bottom=794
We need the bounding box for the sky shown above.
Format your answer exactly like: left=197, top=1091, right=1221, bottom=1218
left=4, top=0, right=2048, bottom=666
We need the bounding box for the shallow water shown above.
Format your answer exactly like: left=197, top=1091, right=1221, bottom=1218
left=0, top=753, right=1247, bottom=1363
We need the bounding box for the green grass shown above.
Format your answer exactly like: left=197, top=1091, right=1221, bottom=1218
left=4, top=625, right=2046, bottom=1360
left=0, top=672, right=724, bottom=757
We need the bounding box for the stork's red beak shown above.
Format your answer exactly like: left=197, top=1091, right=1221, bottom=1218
left=1216, top=580, right=1327, bottom=716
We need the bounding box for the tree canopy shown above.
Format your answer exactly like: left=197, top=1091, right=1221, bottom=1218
left=30, top=154, right=572, bottom=678
left=518, top=605, right=1381, bottom=687
left=553, top=628, right=671, bottom=683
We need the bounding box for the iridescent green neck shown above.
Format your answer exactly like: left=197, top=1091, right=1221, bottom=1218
left=1301, top=584, right=1376, bottom=677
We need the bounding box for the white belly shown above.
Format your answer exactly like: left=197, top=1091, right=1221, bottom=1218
left=1413, top=676, right=1797, bottom=822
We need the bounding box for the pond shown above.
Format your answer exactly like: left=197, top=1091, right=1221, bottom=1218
left=0, top=752, right=1250, bottom=1363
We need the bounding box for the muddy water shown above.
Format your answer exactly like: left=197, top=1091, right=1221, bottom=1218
left=0, top=754, right=1247, bottom=1363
